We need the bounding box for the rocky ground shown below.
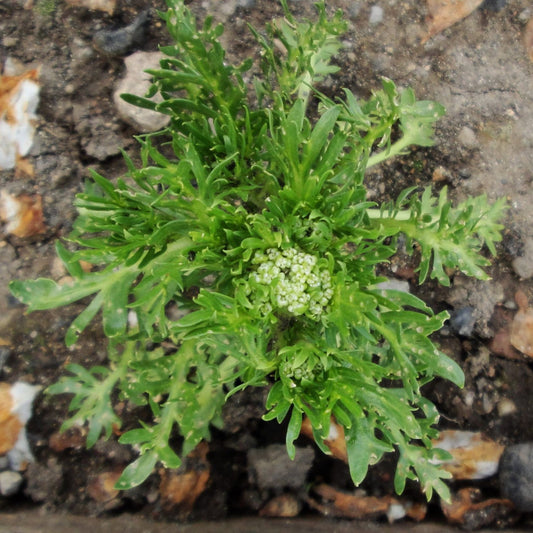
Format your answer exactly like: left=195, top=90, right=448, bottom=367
left=1, top=0, right=533, bottom=529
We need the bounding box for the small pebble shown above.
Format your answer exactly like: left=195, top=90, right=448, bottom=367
left=248, top=444, right=314, bottom=491
left=457, top=126, right=478, bottom=149
left=0, top=470, right=23, bottom=496
left=259, top=493, right=301, bottom=518
left=348, top=2, right=362, bottom=18
left=237, top=0, right=256, bottom=8
left=512, top=238, right=533, bottom=280
left=2, top=56, right=25, bottom=76
left=458, top=168, right=471, bottom=180
left=497, top=398, right=517, bottom=417
left=450, top=306, right=476, bottom=337
left=432, top=165, right=451, bottom=182
left=70, top=37, right=94, bottom=63
left=2, top=36, right=18, bottom=48
left=369, top=5, right=383, bottom=25
left=518, top=8, right=532, bottom=25
left=499, top=443, right=533, bottom=511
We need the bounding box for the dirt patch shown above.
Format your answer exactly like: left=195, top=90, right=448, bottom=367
left=1, top=0, right=533, bottom=528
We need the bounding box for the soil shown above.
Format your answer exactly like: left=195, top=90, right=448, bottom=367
left=1, top=0, right=533, bottom=529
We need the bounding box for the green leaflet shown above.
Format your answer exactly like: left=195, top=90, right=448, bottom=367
left=115, top=452, right=159, bottom=490
left=345, top=417, right=394, bottom=486
left=286, top=407, right=303, bottom=460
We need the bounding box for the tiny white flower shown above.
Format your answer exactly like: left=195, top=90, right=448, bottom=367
left=270, top=265, right=280, bottom=277
left=249, top=246, right=333, bottom=319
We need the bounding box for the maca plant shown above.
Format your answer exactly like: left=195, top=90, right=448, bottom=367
left=10, top=0, right=505, bottom=499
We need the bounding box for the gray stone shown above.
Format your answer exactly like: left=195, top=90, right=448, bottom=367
left=499, top=443, right=533, bottom=512
left=0, top=470, right=23, bottom=496
left=369, top=5, right=384, bottom=25
left=447, top=277, right=504, bottom=338
left=237, top=0, right=256, bottom=8
left=82, top=133, right=123, bottom=161
left=93, top=9, right=151, bottom=57
left=24, top=459, right=64, bottom=503
left=348, top=3, right=362, bottom=18
left=512, top=237, right=533, bottom=280
left=457, top=126, right=478, bottom=149
left=450, top=306, right=476, bottom=337
left=114, top=51, right=170, bottom=133
left=518, top=8, right=532, bottom=24
left=247, top=444, right=314, bottom=491
left=72, top=104, right=124, bottom=161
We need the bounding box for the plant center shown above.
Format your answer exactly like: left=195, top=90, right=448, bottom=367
left=250, top=247, right=333, bottom=319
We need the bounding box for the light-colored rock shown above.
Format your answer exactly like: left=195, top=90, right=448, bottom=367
left=457, top=126, right=478, bottom=149
left=0, top=69, right=40, bottom=171
left=259, top=494, right=301, bottom=518
left=432, top=429, right=504, bottom=480
left=114, top=51, right=170, bottom=133
left=0, top=381, right=40, bottom=470
left=65, top=0, right=116, bottom=15
left=2, top=37, right=18, bottom=48
left=497, top=398, right=517, bottom=417
left=0, top=470, right=23, bottom=496
left=369, top=5, right=384, bottom=25
left=0, top=191, right=46, bottom=238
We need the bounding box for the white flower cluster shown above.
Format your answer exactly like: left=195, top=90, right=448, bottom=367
left=250, top=247, right=333, bottom=318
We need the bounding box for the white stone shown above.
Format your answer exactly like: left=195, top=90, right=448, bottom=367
left=0, top=470, right=23, bottom=496
left=114, top=51, right=170, bottom=133
left=9, top=382, right=40, bottom=424
left=369, top=5, right=384, bottom=25
left=0, top=73, right=39, bottom=170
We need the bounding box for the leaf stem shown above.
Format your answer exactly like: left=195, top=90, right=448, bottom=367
left=366, top=208, right=413, bottom=222
left=366, top=135, right=412, bottom=169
